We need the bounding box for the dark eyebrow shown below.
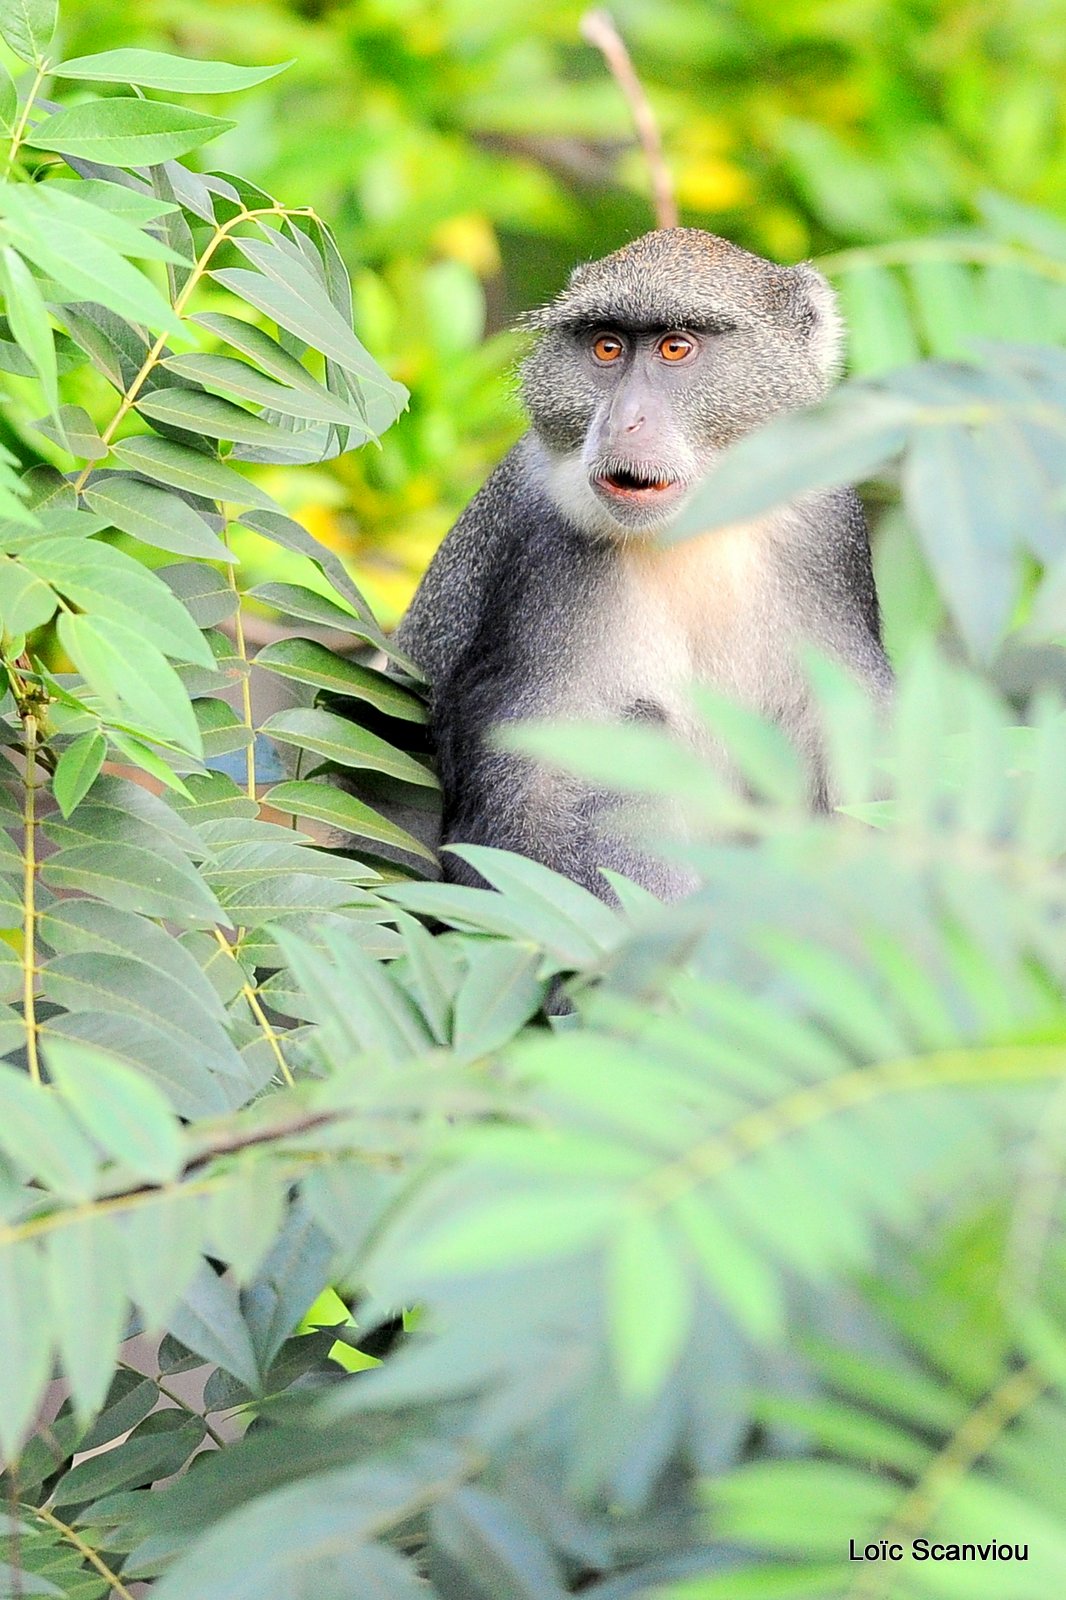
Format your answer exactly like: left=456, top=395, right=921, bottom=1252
left=562, top=317, right=740, bottom=338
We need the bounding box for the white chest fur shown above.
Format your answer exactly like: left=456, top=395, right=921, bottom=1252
left=571, top=516, right=805, bottom=737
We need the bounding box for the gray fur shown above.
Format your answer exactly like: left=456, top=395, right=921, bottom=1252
left=396, top=227, right=891, bottom=899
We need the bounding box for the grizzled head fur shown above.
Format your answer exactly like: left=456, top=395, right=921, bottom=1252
left=521, top=228, right=843, bottom=538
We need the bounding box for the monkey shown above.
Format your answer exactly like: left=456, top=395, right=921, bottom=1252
left=394, top=227, right=893, bottom=899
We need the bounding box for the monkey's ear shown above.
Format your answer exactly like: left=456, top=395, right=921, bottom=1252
left=789, top=263, right=844, bottom=379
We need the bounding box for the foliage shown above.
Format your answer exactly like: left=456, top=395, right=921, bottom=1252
left=18, top=0, right=1064, bottom=622
left=2, top=5, right=1066, bottom=1600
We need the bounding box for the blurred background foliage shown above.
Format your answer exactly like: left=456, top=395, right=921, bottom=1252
left=21, top=0, right=1066, bottom=626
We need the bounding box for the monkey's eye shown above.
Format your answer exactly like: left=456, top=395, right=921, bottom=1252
left=658, top=333, right=695, bottom=362
left=591, top=333, right=624, bottom=363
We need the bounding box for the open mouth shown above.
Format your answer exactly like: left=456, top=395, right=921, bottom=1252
left=594, top=465, right=681, bottom=503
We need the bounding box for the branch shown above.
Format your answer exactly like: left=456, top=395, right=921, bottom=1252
left=848, top=1360, right=1046, bottom=1600
left=580, top=10, right=678, bottom=230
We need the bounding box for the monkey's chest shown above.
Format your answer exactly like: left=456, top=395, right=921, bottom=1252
left=572, top=525, right=802, bottom=738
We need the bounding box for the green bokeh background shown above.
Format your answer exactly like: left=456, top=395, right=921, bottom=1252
left=47, top=0, right=1066, bottom=623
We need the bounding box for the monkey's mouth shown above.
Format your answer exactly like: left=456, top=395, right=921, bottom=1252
left=594, top=465, right=682, bottom=504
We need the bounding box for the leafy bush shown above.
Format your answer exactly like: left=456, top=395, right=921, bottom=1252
left=3, top=6, right=1066, bottom=1600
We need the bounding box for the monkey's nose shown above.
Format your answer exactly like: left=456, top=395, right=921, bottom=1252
left=624, top=413, right=645, bottom=434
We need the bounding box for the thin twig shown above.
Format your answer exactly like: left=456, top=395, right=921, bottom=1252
left=210, top=929, right=294, bottom=1087
left=116, top=1360, right=227, bottom=1448
left=31, top=1505, right=138, bottom=1600
left=580, top=10, right=677, bottom=229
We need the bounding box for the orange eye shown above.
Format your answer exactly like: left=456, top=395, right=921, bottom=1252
left=658, top=333, right=694, bottom=362
left=592, top=333, right=624, bottom=363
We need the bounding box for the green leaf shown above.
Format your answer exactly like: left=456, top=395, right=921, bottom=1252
left=0, top=553, right=57, bottom=633
left=211, top=244, right=407, bottom=408
left=68, top=771, right=206, bottom=853
left=451, top=942, right=545, bottom=1058
left=25, top=536, right=212, bottom=663
left=52, top=48, right=292, bottom=93
left=607, top=1211, right=693, bottom=1397
left=836, top=265, right=921, bottom=376
left=262, top=706, right=438, bottom=787
left=136, top=385, right=304, bottom=449
left=411, top=1189, right=617, bottom=1272
left=192, top=310, right=340, bottom=391
left=61, top=297, right=154, bottom=389
left=85, top=476, right=233, bottom=562
left=902, top=425, right=1017, bottom=660
left=907, top=259, right=984, bottom=358
left=0, top=60, right=13, bottom=136
left=0, top=0, right=56, bottom=63
left=119, top=1190, right=209, bottom=1325
left=47, top=1212, right=127, bottom=1421
left=0, top=1239, right=52, bottom=1459
left=0, top=245, right=57, bottom=415
left=979, top=189, right=1066, bottom=259
left=253, top=637, right=426, bottom=720
left=195, top=696, right=251, bottom=757
left=46, top=176, right=180, bottom=225
left=159, top=561, right=239, bottom=627
left=162, top=353, right=369, bottom=428
left=211, top=872, right=373, bottom=925
left=0, top=181, right=178, bottom=333
left=41, top=899, right=228, bottom=1024
left=45, top=1036, right=183, bottom=1184
left=167, top=1264, right=261, bottom=1393
left=291, top=925, right=436, bottom=1058
left=14, top=178, right=190, bottom=265
left=249, top=580, right=362, bottom=631
left=241, top=511, right=401, bottom=658
left=52, top=730, right=106, bottom=817
left=26, top=99, right=235, bottom=166
left=205, top=1169, right=285, bottom=1283
left=43, top=1010, right=238, bottom=1121
left=432, top=1488, right=569, bottom=1600
left=0, top=1063, right=98, bottom=1199
left=379, top=879, right=602, bottom=966
left=109, top=733, right=195, bottom=799
left=672, top=1189, right=785, bottom=1341
left=52, top=1411, right=204, bottom=1506
left=263, top=779, right=437, bottom=861
left=32, top=403, right=106, bottom=458
left=57, top=612, right=203, bottom=754
left=41, top=841, right=227, bottom=928
left=448, top=844, right=622, bottom=954
left=110, top=435, right=280, bottom=512
left=668, top=391, right=913, bottom=539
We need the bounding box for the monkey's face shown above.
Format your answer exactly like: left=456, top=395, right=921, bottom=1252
left=521, top=229, right=843, bottom=540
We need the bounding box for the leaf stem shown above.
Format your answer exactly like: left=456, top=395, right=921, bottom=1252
left=817, top=236, right=1066, bottom=286
left=847, top=1360, right=1045, bottom=1600
left=31, top=1504, right=138, bottom=1600
left=211, top=928, right=294, bottom=1086
left=639, top=1043, right=1066, bottom=1214
left=20, top=709, right=39, bottom=1085
left=5, top=61, right=48, bottom=176
left=117, top=1360, right=227, bottom=1448
left=221, top=513, right=257, bottom=802
left=71, top=202, right=317, bottom=495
